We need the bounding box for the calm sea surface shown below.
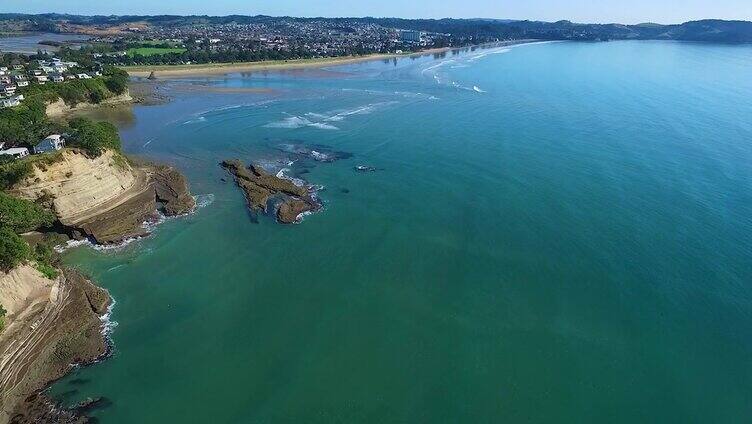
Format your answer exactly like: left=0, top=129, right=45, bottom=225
left=51, top=41, right=752, bottom=423
left=0, top=32, right=89, bottom=53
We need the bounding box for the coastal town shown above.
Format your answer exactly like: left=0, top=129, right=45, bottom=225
left=1, top=16, right=462, bottom=68
left=0, top=53, right=114, bottom=163
left=1, top=9, right=752, bottom=424
left=0, top=56, right=102, bottom=107
left=0, top=16, right=463, bottom=160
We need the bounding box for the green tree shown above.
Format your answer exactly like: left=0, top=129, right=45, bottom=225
left=103, top=67, right=129, bottom=95
left=0, top=227, right=30, bottom=272
left=0, top=192, right=55, bottom=233
left=0, top=157, right=33, bottom=190
left=31, top=243, right=59, bottom=279
left=68, top=117, right=122, bottom=156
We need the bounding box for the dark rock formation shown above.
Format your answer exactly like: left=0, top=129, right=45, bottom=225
left=276, top=198, right=314, bottom=224
left=75, top=187, right=157, bottom=244
left=221, top=159, right=319, bottom=224
left=69, top=164, right=195, bottom=245
left=151, top=165, right=197, bottom=216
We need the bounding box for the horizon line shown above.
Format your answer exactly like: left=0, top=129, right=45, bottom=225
left=0, top=12, right=751, bottom=27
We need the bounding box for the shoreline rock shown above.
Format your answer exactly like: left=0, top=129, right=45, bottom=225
left=0, top=152, right=195, bottom=423
left=221, top=159, right=320, bottom=224
left=0, top=267, right=112, bottom=424
left=11, top=149, right=195, bottom=245
left=150, top=164, right=197, bottom=216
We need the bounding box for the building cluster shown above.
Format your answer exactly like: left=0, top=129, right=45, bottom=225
left=92, top=19, right=448, bottom=63
left=151, top=20, right=401, bottom=54
left=92, top=51, right=128, bottom=59
left=0, top=63, right=27, bottom=107
left=0, top=57, right=102, bottom=109
left=0, top=134, right=65, bottom=160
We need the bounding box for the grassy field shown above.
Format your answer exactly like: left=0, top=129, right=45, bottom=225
left=127, top=47, right=187, bottom=57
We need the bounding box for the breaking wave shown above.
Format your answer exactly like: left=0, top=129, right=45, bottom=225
left=100, top=298, right=118, bottom=338
left=265, top=101, right=398, bottom=130
left=194, top=193, right=215, bottom=209
left=183, top=116, right=207, bottom=125
left=265, top=115, right=339, bottom=130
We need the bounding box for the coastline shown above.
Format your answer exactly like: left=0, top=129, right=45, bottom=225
left=122, top=41, right=536, bottom=78
left=0, top=267, right=112, bottom=423
left=1, top=38, right=536, bottom=421
left=123, top=51, right=439, bottom=78
left=0, top=146, right=195, bottom=422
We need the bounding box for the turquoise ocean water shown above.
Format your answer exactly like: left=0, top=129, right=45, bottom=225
left=51, top=41, right=752, bottom=423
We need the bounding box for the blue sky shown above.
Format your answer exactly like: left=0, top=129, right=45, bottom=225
left=2, top=0, right=751, bottom=24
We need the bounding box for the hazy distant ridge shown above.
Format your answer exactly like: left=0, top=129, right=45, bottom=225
left=0, top=14, right=751, bottom=42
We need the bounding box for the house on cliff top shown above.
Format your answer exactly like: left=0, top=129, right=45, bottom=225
left=0, top=147, right=30, bottom=160
left=34, top=135, right=65, bottom=154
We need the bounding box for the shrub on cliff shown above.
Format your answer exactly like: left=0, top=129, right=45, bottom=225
left=103, top=67, right=129, bottom=95
left=0, top=157, right=33, bottom=190
left=0, top=304, right=5, bottom=332
left=67, top=117, right=122, bottom=157
left=32, top=243, right=59, bottom=279
left=0, top=226, right=30, bottom=272
left=0, top=192, right=55, bottom=233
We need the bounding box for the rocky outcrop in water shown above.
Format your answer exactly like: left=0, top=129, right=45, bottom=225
left=150, top=165, right=197, bottom=216
left=221, top=159, right=319, bottom=224
left=0, top=266, right=111, bottom=424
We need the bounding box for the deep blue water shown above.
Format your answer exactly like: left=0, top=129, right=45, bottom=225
left=52, top=41, right=752, bottom=423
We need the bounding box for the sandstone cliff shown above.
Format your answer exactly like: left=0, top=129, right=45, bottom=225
left=11, top=149, right=195, bottom=244
left=0, top=266, right=111, bottom=424
left=45, top=92, right=133, bottom=119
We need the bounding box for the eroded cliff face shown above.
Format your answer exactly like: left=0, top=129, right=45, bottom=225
left=0, top=266, right=111, bottom=424
left=11, top=149, right=195, bottom=244
left=45, top=92, right=133, bottom=119
left=12, top=150, right=140, bottom=225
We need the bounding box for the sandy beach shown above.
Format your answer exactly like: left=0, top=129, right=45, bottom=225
left=122, top=48, right=456, bottom=78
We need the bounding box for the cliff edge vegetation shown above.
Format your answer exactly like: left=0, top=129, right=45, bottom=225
left=0, top=68, right=194, bottom=422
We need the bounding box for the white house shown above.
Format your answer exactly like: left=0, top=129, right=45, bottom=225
left=34, top=135, right=65, bottom=154
left=51, top=75, right=64, bottom=83
left=0, top=97, right=20, bottom=108
left=77, top=73, right=92, bottom=79
left=0, top=147, right=30, bottom=159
